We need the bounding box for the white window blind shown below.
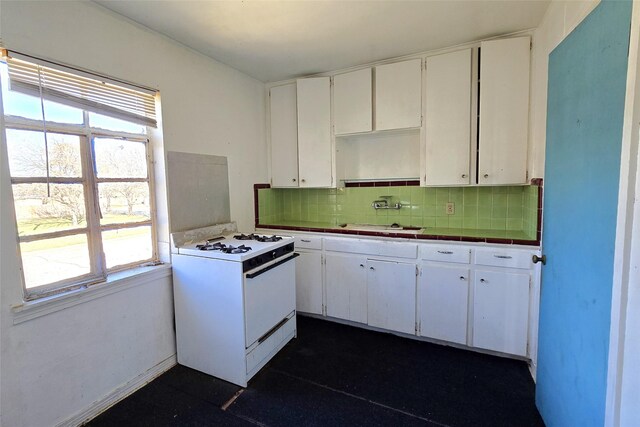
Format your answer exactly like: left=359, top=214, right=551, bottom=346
left=5, top=51, right=158, bottom=127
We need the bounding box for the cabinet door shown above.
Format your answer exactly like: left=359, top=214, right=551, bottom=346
left=334, top=68, right=372, bottom=135
left=295, top=250, right=323, bottom=315
left=269, top=84, right=299, bottom=187
left=367, top=260, right=416, bottom=335
left=419, top=264, right=469, bottom=345
left=425, top=49, right=472, bottom=186
left=478, top=37, right=530, bottom=185
left=297, top=77, right=333, bottom=187
left=325, top=253, right=367, bottom=324
left=375, top=59, right=422, bottom=131
left=473, top=269, right=529, bottom=356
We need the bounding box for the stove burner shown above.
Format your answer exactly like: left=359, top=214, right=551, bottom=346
left=233, top=233, right=283, bottom=243
left=196, top=242, right=252, bottom=253
left=233, top=233, right=255, bottom=241
left=224, top=244, right=252, bottom=254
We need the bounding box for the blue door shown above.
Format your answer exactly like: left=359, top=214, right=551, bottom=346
left=536, top=1, right=632, bottom=426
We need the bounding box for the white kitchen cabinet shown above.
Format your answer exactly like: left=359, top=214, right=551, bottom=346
left=375, top=59, right=422, bottom=131
left=297, top=77, right=333, bottom=187
left=325, top=253, right=368, bottom=324
left=424, top=49, right=472, bottom=186
left=473, top=269, right=529, bottom=356
left=478, top=36, right=530, bottom=185
left=295, top=250, right=323, bottom=315
left=269, top=83, right=299, bottom=187
left=367, top=259, right=416, bottom=335
left=418, top=263, right=469, bottom=345
left=334, top=68, right=372, bottom=135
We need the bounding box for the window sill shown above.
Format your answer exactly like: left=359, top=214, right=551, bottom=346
left=11, top=263, right=172, bottom=325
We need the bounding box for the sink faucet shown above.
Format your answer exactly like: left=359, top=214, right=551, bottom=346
left=372, top=196, right=402, bottom=210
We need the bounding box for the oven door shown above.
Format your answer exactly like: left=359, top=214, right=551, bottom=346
left=244, top=253, right=298, bottom=347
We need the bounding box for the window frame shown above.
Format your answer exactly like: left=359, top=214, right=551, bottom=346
left=4, top=110, right=159, bottom=300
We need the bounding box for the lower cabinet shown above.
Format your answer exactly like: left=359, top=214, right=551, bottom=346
left=367, top=260, right=417, bottom=335
left=473, top=269, right=529, bottom=356
left=281, top=231, right=538, bottom=360
left=295, top=250, right=323, bottom=315
left=418, top=263, right=470, bottom=345
left=325, top=253, right=368, bottom=324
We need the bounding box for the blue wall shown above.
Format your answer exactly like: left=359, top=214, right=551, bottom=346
left=536, top=1, right=632, bottom=426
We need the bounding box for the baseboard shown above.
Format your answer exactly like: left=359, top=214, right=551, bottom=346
left=57, top=354, right=177, bottom=427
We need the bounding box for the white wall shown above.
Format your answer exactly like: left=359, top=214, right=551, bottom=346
left=608, top=1, right=640, bottom=425
left=0, top=1, right=266, bottom=426
left=528, top=0, right=600, bottom=179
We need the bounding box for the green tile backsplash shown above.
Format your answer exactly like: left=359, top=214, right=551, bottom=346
left=259, top=185, right=539, bottom=240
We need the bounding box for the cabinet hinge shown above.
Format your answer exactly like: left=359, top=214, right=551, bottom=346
left=526, top=170, right=529, bottom=182
left=415, top=322, right=419, bottom=334
left=416, top=266, right=419, bottom=276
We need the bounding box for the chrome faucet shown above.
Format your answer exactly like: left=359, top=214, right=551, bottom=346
left=371, top=196, right=402, bottom=210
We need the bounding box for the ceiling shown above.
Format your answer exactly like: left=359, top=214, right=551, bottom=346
left=94, top=1, right=550, bottom=83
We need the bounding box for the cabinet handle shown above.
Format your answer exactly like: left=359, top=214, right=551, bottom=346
left=301, top=239, right=311, bottom=243
left=369, top=266, right=375, bottom=271
left=532, top=254, right=547, bottom=265
left=483, top=174, right=489, bottom=179
left=459, top=276, right=466, bottom=281
left=494, top=255, right=512, bottom=259
left=301, top=179, right=306, bottom=183
left=461, top=174, right=467, bottom=178
left=437, top=250, right=453, bottom=255
left=480, top=278, right=487, bottom=283
left=292, top=178, right=297, bottom=182
left=359, top=264, right=365, bottom=268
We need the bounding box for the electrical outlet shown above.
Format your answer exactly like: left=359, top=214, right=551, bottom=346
left=446, top=202, right=455, bottom=215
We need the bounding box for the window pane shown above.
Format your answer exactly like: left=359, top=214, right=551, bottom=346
left=89, top=112, right=146, bottom=134
left=1, top=63, right=83, bottom=123
left=94, top=138, right=147, bottom=178
left=43, top=100, right=84, bottom=124
left=103, top=226, right=153, bottom=269
left=6, top=129, right=82, bottom=178
left=13, top=183, right=87, bottom=236
left=20, top=234, right=91, bottom=289
left=98, top=182, right=150, bottom=224
left=2, top=88, right=43, bottom=120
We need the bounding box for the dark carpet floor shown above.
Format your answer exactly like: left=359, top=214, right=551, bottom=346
left=86, top=315, right=544, bottom=427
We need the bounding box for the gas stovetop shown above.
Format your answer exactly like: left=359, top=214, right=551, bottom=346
left=233, top=233, right=283, bottom=242
left=176, top=233, right=294, bottom=262
left=195, top=241, right=253, bottom=254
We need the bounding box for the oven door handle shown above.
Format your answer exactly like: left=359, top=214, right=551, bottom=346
left=245, top=253, right=299, bottom=279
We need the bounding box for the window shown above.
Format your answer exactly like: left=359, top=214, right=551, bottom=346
left=1, top=52, right=159, bottom=299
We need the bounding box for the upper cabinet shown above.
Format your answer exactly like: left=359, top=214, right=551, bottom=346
left=478, top=36, right=530, bottom=185
left=334, top=68, right=372, bottom=135
left=267, top=36, right=531, bottom=188
left=424, top=49, right=472, bottom=186
left=375, top=59, right=422, bottom=131
left=269, top=83, right=299, bottom=188
left=297, top=77, right=333, bottom=188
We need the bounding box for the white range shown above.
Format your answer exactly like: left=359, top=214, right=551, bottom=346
left=171, top=229, right=297, bottom=387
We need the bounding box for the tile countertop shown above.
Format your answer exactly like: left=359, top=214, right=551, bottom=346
left=257, top=220, right=539, bottom=246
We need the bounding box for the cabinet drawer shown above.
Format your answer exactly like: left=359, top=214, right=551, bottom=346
left=295, top=236, right=322, bottom=250
left=475, top=249, right=532, bottom=269
left=421, top=246, right=471, bottom=264
left=324, top=238, right=417, bottom=259
left=246, top=315, right=296, bottom=375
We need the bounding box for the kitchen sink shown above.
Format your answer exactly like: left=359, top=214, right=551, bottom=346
left=338, top=223, right=424, bottom=234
